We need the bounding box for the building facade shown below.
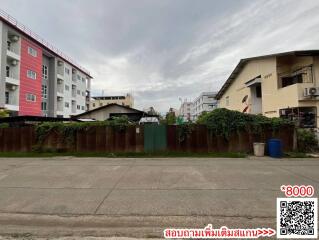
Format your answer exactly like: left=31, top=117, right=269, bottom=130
left=216, top=50, right=319, bottom=128
left=75, top=103, right=146, bottom=122
left=0, top=10, right=92, bottom=118
left=90, top=93, right=134, bottom=109
left=192, top=92, right=218, bottom=120
left=178, top=101, right=193, bottom=121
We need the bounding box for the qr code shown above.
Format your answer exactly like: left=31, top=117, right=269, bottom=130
left=277, top=198, right=318, bottom=238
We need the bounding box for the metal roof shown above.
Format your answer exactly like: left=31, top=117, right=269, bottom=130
left=73, top=103, right=148, bottom=118
left=215, top=50, right=319, bottom=100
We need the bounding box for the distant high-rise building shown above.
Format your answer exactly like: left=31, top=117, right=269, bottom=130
left=178, top=101, right=193, bottom=121
left=90, top=93, right=134, bottom=109
left=192, top=92, right=218, bottom=120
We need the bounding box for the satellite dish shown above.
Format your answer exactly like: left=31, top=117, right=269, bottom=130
left=242, top=95, right=248, bottom=103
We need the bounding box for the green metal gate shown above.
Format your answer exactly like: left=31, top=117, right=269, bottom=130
left=144, top=124, right=167, bottom=152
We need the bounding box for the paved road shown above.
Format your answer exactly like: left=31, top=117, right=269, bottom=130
left=0, top=157, right=318, bottom=238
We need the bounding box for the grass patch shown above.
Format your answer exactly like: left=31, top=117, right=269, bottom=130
left=0, top=151, right=247, bottom=158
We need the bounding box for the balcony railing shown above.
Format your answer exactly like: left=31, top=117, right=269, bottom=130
left=6, top=70, right=18, bottom=79
left=5, top=95, right=18, bottom=105
left=7, top=44, right=19, bottom=55
left=57, top=106, right=64, bottom=112
left=278, top=66, right=314, bottom=87
left=57, top=87, right=64, bottom=94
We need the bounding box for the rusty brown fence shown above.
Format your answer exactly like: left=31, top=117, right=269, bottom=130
left=167, top=125, right=294, bottom=153
left=0, top=126, right=36, bottom=152
left=0, top=125, right=294, bottom=153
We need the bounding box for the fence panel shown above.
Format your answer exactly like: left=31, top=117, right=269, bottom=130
left=0, top=125, right=294, bottom=153
left=96, top=127, right=107, bottom=152
left=144, top=124, right=167, bottom=152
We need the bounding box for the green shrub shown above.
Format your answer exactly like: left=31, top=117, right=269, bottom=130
left=297, top=128, right=318, bottom=152
left=0, top=109, right=10, bottom=118
left=0, top=123, right=9, bottom=128
left=34, top=116, right=133, bottom=145
left=196, top=108, right=293, bottom=139
left=177, top=122, right=194, bottom=142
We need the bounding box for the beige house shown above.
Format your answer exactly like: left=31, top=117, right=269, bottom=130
left=74, top=103, right=147, bottom=122
left=90, top=94, right=134, bottom=109
left=216, top=50, right=319, bottom=128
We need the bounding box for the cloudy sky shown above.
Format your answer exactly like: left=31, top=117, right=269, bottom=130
left=1, top=0, right=319, bottom=112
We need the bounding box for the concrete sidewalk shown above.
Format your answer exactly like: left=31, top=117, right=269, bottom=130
left=0, top=157, right=318, bottom=238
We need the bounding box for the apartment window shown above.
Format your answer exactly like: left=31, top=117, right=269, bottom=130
left=41, top=85, right=47, bottom=99
left=41, top=102, right=47, bottom=111
left=82, top=77, right=85, bottom=83
left=6, top=66, right=10, bottom=77
left=226, top=96, right=229, bottom=106
left=281, top=75, right=303, bottom=88
left=77, top=75, right=81, bottom=80
left=27, top=70, right=37, bottom=80
left=77, top=105, right=80, bottom=110
left=92, top=103, right=95, bottom=107
left=65, top=68, right=70, bottom=75
left=26, top=93, right=36, bottom=102
left=42, top=65, right=48, bottom=79
left=77, top=90, right=81, bottom=95
left=65, top=85, right=70, bottom=91
left=65, top=102, right=70, bottom=108
left=81, top=106, right=84, bottom=110
left=7, top=41, right=11, bottom=51
left=5, top=92, right=9, bottom=104
left=280, top=107, right=316, bottom=128
left=28, top=46, right=37, bottom=57
left=279, top=66, right=313, bottom=88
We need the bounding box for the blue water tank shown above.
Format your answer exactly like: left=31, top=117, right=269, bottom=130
left=267, top=139, right=282, bottom=158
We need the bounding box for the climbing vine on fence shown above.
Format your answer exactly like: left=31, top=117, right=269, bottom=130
left=34, top=116, right=133, bottom=146
left=196, top=108, right=293, bottom=140
left=177, top=123, right=194, bottom=143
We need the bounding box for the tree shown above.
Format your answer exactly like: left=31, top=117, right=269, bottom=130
left=0, top=109, right=9, bottom=118
left=196, top=111, right=208, bottom=124
left=146, top=107, right=158, bottom=116
left=165, top=111, right=176, bottom=125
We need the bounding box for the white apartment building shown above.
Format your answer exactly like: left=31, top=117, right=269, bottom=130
left=90, top=93, right=134, bottom=109
left=178, top=101, right=193, bottom=121
left=192, top=92, right=218, bottom=120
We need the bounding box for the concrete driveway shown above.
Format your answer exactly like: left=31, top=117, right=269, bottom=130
left=0, top=157, right=318, bottom=238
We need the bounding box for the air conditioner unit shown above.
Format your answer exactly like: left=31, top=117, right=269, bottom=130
left=57, top=79, right=63, bottom=84
left=304, top=87, right=319, bottom=97
left=11, top=60, right=18, bottom=66
left=11, top=35, right=19, bottom=42
left=57, top=96, right=63, bottom=101
left=10, top=85, right=17, bottom=91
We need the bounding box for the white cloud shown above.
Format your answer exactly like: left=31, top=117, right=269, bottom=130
left=1, top=0, right=319, bottom=112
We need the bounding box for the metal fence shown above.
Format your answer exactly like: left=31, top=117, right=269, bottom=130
left=0, top=125, right=294, bottom=153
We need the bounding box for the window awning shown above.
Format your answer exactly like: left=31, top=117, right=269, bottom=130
left=245, top=76, right=262, bottom=87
